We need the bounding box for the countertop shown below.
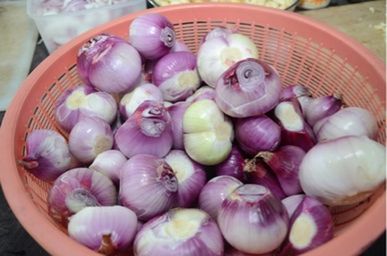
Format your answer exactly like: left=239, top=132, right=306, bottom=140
left=0, top=1, right=385, bottom=255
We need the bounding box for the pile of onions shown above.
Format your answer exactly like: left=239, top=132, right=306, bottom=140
left=20, top=13, right=386, bottom=256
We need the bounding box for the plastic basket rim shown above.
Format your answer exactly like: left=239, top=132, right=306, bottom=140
left=0, top=4, right=385, bottom=256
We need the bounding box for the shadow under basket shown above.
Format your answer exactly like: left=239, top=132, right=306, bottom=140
left=0, top=4, right=385, bottom=256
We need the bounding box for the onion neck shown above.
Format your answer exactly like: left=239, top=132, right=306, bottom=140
left=98, top=234, right=116, bottom=256
left=138, top=103, right=170, bottom=137
left=19, top=159, right=39, bottom=170
left=160, top=27, right=176, bottom=48
left=157, top=163, right=178, bottom=192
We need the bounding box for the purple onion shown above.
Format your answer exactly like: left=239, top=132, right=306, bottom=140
left=218, top=184, right=289, bottom=254
left=214, top=146, right=245, bottom=181
left=119, top=83, right=163, bottom=120
left=279, top=196, right=334, bottom=256
left=134, top=208, right=224, bottom=256
left=171, top=40, right=191, bottom=52
left=281, top=194, right=305, bottom=218
left=305, top=94, right=343, bottom=126
left=186, top=86, right=216, bottom=103
left=129, top=14, right=176, bottom=60
left=68, top=206, right=137, bottom=254
left=215, top=58, right=282, bottom=118
left=115, top=100, right=173, bottom=158
left=48, top=168, right=117, bottom=223
left=77, top=34, right=142, bottom=93
left=119, top=154, right=178, bottom=221
left=19, top=129, right=79, bottom=181
left=257, top=145, right=306, bottom=196
left=55, top=85, right=117, bottom=132
left=243, top=160, right=286, bottom=200
left=152, top=51, right=201, bottom=102
left=279, top=84, right=312, bottom=102
left=69, top=116, right=114, bottom=164
left=198, top=175, right=243, bottom=220
left=167, top=101, right=189, bottom=149
left=89, top=149, right=127, bottom=184
left=235, top=115, right=281, bottom=156
left=164, top=150, right=206, bottom=207
left=274, top=99, right=316, bottom=151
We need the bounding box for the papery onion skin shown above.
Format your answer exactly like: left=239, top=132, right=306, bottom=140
left=198, top=175, right=243, bottom=220
left=214, top=146, right=245, bottom=181
left=115, top=100, right=173, bottom=158
left=198, top=30, right=258, bottom=88
left=305, top=95, right=343, bottom=126
left=134, top=208, right=224, bottom=256
left=119, top=154, right=178, bottom=221
left=48, top=167, right=117, bottom=223
left=20, top=129, right=79, bottom=181
left=215, top=58, right=282, bottom=118
left=89, top=149, right=127, bottom=184
left=235, top=115, right=281, bottom=156
left=77, top=34, right=142, bottom=93
left=218, top=184, right=289, bottom=254
left=299, top=135, right=386, bottom=206
left=129, top=13, right=176, bottom=60
left=68, top=206, right=138, bottom=254
left=313, top=107, right=378, bottom=142
left=69, top=116, right=114, bottom=164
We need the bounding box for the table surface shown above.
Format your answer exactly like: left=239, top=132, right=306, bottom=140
left=0, top=1, right=385, bottom=255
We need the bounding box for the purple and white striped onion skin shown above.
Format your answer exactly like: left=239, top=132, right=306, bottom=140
left=68, top=117, right=114, bottom=164
left=68, top=206, right=138, bottom=255
left=218, top=184, right=289, bottom=254
left=215, top=58, right=282, bottom=118
left=119, top=83, right=163, bottom=120
left=115, top=100, right=173, bottom=158
left=164, top=150, right=206, bottom=207
left=152, top=51, right=201, bottom=102
left=279, top=196, right=333, bottom=256
left=129, top=13, right=176, bottom=60
left=198, top=175, right=243, bottom=220
left=281, top=194, right=306, bottom=218
left=89, top=149, right=127, bottom=184
left=304, top=94, right=343, bottom=126
left=134, top=208, right=224, bottom=256
left=48, top=168, right=117, bottom=223
left=279, top=84, right=312, bottom=103
left=171, top=40, right=191, bottom=52
left=119, top=154, right=178, bottom=221
left=258, top=145, right=306, bottom=196
left=299, top=135, right=386, bottom=206
left=235, top=115, right=281, bottom=156
left=214, top=146, right=245, bottom=181
left=77, top=34, right=142, bottom=93
left=167, top=101, right=189, bottom=149
left=186, top=86, right=216, bottom=103
left=55, top=85, right=117, bottom=132
left=313, top=107, right=378, bottom=142
left=19, top=129, right=79, bottom=181
left=274, top=99, right=316, bottom=151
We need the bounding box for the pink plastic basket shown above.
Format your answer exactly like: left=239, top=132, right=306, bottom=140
left=0, top=4, right=385, bottom=256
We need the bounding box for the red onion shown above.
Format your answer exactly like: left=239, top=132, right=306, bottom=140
left=305, top=94, right=343, bottom=126
left=19, top=129, right=79, bottom=181
left=274, top=99, right=316, bottom=151
left=243, top=159, right=286, bottom=200
left=171, top=40, right=190, bottom=52
left=89, top=149, right=127, bottom=184
left=186, top=86, right=216, bottom=103
left=48, top=168, right=117, bottom=223
left=119, top=154, right=178, bottom=221
left=68, top=206, right=137, bottom=255
left=55, top=85, right=117, bottom=132
left=257, top=145, right=306, bottom=196
left=199, top=175, right=243, bottom=220
left=69, top=116, right=114, bottom=163
left=167, top=101, right=189, bottom=150
left=279, top=84, right=311, bottom=102
left=119, top=83, right=163, bottom=120
left=129, top=14, right=176, bottom=60
left=215, top=58, right=282, bottom=118
left=218, top=184, right=289, bottom=254
left=77, top=34, right=142, bottom=93
left=279, top=196, right=333, bottom=256
left=197, top=28, right=258, bottom=87
left=115, top=100, right=173, bottom=158
left=281, top=194, right=305, bottom=218
left=152, top=51, right=201, bottom=102
left=134, top=208, right=224, bottom=256
left=164, top=150, right=206, bottom=207
left=235, top=115, right=281, bottom=156
left=214, top=146, right=245, bottom=181
left=313, top=106, right=378, bottom=142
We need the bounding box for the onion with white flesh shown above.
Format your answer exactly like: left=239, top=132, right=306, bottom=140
left=299, top=135, right=386, bottom=206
